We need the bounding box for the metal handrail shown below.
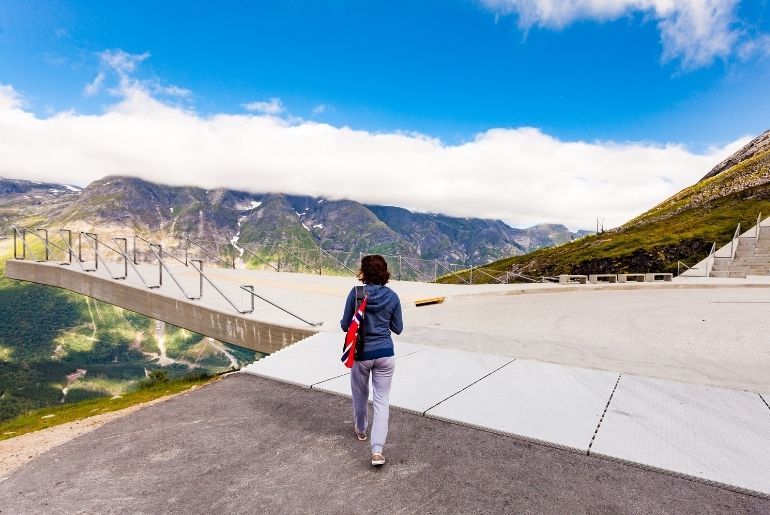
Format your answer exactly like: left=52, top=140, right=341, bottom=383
left=22, top=227, right=70, bottom=263
left=757, top=212, right=763, bottom=243
left=76, top=232, right=98, bottom=271
left=705, top=242, right=717, bottom=277
left=435, top=260, right=470, bottom=285
left=81, top=232, right=127, bottom=280
left=470, top=265, right=507, bottom=284
left=507, top=271, right=539, bottom=283
left=58, top=229, right=96, bottom=271
left=278, top=244, right=320, bottom=274
left=730, top=223, right=741, bottom=262
left=238, top=285, right=323, bottom=327
left=184, top=236, right=235, bottom=269
left=109, top=237, right=161, bottom=289
left=12, top=227, right=37, bottom=261
left=401, top=257, right=433, bottom=283
left=143, top=241, right=201, bottom=300
left=27, top=228, right=51, bottom=261
left=676, top=261, right=693, bottom=277
left=239, top=245, right=280, bottom=272
left=318, top=247, right=357, bottom=276
left=188, top=260, right=248, bottom=312
left=134, top=235, right=188, bottom=268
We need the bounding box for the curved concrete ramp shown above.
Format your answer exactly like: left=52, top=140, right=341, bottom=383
left=5, top=259, right=315, bottom=354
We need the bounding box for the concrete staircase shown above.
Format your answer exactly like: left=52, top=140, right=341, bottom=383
left=711, top=225, right=770, bottom=278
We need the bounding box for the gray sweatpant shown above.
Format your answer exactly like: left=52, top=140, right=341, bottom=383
left=350, top=356, right=395, bottom=454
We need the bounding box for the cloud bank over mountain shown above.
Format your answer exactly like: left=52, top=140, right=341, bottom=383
left=0, top=51, right=746, bottom=230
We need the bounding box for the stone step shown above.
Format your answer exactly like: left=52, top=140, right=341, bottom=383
left=733, top=257, right=770, bottom=265
left=711, top=265, right=749, bottom=273
left=710, top=270, right=747, bottom=278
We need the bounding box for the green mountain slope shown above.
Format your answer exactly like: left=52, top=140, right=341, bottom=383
left=442, top=139, right=770, bottom=282
left=0, top=241, right=258, bottom=423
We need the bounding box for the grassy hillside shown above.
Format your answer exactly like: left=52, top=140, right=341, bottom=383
left=441, top=148, right=770, bottom=282
left=0, top=241, right=259, bottom=423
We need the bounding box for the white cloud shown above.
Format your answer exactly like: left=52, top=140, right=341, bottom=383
left=312, top=104, right=328, bottom=115
left=242, top=97, right=284, bottom=115
left=481, top=0, right=754, bottom=68
left=0, top=84, right=23, bottom=110
left=83, top=49, right=190, bottom=99
left=737, top=34, right=770, bottom=60
left=0, top=82, right=744, bottom=230
left=84, top=72, right=105, bottom=96
left=100, top=49, right=150, bottom=76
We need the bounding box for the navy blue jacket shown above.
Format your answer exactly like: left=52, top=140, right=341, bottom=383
left=340, top=284, right=403, bottom=360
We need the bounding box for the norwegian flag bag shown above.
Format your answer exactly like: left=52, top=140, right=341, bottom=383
left=341, top=286, right=367, bottom=368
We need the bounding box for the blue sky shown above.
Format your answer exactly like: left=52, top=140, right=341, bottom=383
left=1, top=1, right=769, bottom=229
left=2, top=0, right=769, bottom=146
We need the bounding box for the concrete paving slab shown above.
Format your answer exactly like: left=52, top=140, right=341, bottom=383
left=590, top=375, right=770, bottom=496
left=313, top=347, right=513, bottom=414
left=241, top=332, right=424, bottom=388
left=426, top=359, right=619, bottom=452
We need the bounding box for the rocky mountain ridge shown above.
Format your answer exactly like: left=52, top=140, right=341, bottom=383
left=701, top=129, right=770, bottom=181
left=2, top=175, right=589, bottom=265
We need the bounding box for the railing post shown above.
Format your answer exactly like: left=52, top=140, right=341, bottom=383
left=35, top=228, right=49, bottom=261
left=398, top=255, right=402, bottom=281
left=91, top=233, right=99, bottom=270
left=59, top=229, right=72, bottom=265
left=434, top=260, right=438, bottom=282
left=65, top=229, right=71, bottom=264
left=191, top=259, right=203, bottom=299
left=115, top=237, right=128, bottom=279
left=13, top=228, right=24, bottom=260
left=185, top=237, right=189, bottom=266
left=151, top=244, right=163, bottom=286
left=243, top=285, right=255, bottom=313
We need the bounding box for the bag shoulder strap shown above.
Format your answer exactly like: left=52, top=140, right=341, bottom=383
left=355, top=285, right=366, bottom=306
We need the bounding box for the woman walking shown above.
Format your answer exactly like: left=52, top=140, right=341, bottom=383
left=340, top=255, right=403, bottom=466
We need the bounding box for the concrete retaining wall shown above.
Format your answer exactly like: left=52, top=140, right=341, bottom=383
left=5, top=260, right=316, bottom=354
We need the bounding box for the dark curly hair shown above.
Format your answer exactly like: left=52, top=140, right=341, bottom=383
left=358, top=255, right=390, bottom=285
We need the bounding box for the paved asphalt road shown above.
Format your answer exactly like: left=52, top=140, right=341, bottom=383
left=0, top=374, right=767, bottom=514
